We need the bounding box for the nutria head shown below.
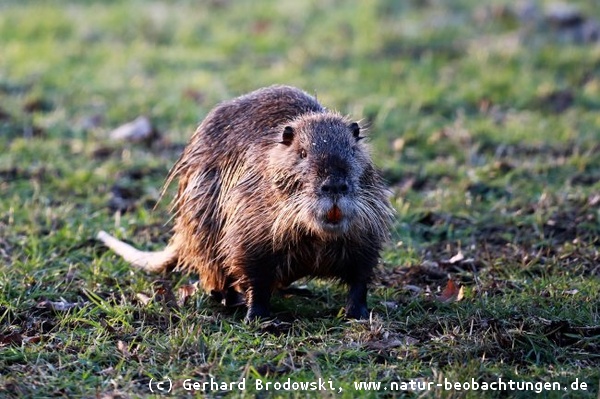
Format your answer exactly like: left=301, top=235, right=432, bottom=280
left=267, top=113, right=386, bottom=242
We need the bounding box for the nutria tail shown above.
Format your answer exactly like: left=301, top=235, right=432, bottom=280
left=96, top=231, right=177, bottom=273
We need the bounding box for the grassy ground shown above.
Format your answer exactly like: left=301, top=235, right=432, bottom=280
left=1, top=0, right=599, bottom=398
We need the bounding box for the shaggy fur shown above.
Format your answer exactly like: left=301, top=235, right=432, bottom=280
left=98, top=85, right=394, bottom=321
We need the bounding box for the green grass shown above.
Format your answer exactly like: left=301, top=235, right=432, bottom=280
left=1, top=0, right=599, bottom=398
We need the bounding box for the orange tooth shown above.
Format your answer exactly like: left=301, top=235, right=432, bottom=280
left=326, top=205, right=343, bottom=223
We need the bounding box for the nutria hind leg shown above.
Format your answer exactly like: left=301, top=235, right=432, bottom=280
left=244, top=286, right=272, bottom=323
left=345, top=281, right=369, bottom=320
left=225, top=287, right=246, bottom=307
left=243, top=272, right=276, bottom=322
left=209, top=290, right=225, bottom=303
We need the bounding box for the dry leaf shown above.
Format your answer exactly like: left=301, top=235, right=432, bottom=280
left=23, top=336, right=42, bottom=344
left=448, top=251, right=465, bottom=264
left=457, top=285, right=465, bottom=301
left=99, top=367, right=115, bottom=376
left=403, top=284, right=423, bottom=294
left=135, top=293, right=152, bottom=306
left=109, top=116, right=155, bottom=143
left=364, top=335, right=419, bottom=351
left=36, top=299, right=79, bottom=312
left=0, top=331, right=23, bottom=347
left=436, top=279, right=464, bottom=303
left=117, top=340, right=130, bottom=358
left=177, top=282, right=200, bottom=306
left=421, top=260, right=440, bottom=268
left=365, top=339, right=405, bottom=350
left=153, top=280, right=178, bottom=308
left=182, top=88, right=206, bottom=104
left=404, top=336, right=420, bottom=346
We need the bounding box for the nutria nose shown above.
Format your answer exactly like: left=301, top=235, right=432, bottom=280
left=321, top=177, right=349, bottom=195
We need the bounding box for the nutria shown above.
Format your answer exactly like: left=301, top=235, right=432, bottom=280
left=97, top=85, right=394, bottom=321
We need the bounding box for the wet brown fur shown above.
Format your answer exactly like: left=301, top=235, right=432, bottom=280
left=98, top=85, right=394, bottom=320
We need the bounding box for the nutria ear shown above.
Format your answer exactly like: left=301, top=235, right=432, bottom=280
left=349, top=122, right=362, bottom=141
left=280, top=126, right=294, bottom=146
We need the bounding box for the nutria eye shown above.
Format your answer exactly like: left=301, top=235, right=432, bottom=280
left=299, top=149, right=307, bottom=159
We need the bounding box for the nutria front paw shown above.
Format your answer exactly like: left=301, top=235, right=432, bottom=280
left=345, top=304, right=369, bottom=320
left=244, top=305, right=271, bottom=323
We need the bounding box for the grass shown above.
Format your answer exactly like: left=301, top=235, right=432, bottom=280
left=1, top=0, right=599, bottom=398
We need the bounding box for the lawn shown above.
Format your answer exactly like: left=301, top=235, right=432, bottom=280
left=1, top=0, right=599, bottom=398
